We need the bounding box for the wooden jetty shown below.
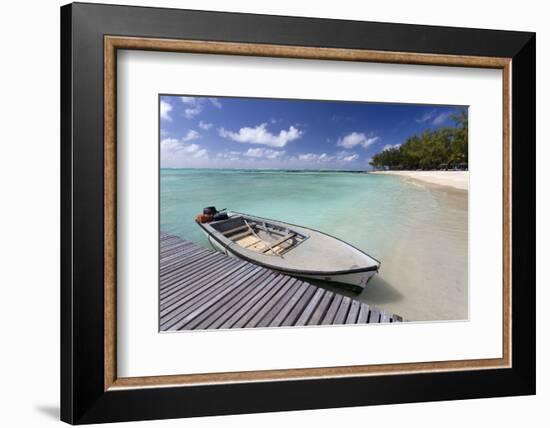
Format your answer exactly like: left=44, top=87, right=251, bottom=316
left=160, top=233, right=403, bottom=331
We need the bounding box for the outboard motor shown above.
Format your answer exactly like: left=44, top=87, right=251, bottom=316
left=203, top=206, right=218, bottom=215
left=196, top=206, right=228, bottom=223
left=196, top=206, right=216, bottom=224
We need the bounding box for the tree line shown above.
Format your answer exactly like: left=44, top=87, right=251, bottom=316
left=369, top=108, right=468, bottom=170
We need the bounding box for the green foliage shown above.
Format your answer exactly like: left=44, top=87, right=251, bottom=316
left=369, top=108, right=468, bottom=170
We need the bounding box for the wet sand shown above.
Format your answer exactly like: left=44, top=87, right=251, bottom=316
left=363, top=179, right=468, bottom=321
left=319, top=180, right=468, bottom=322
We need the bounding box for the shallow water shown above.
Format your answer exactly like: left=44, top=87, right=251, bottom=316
left=160, top=169, right=468, bottom=321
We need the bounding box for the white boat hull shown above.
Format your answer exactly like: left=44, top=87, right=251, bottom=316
left=205, top=232, right=374, bottom=291
left=296, top=270, right=376, bottom=290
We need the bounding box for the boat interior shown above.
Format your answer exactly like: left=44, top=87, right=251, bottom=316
left=210, top=216, right=307, bottom=256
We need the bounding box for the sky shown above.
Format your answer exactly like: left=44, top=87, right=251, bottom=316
left=160, top=95, right=464, bottom=170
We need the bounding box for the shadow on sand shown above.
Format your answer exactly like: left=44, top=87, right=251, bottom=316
left=309, top=275, right=404, bottom=307
left=357, top=276, right=404, bottom=305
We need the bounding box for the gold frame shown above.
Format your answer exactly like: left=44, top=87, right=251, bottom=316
left=104, top=36, right=512, bottom=391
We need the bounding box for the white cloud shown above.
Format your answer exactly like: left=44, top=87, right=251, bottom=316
left=382, top=143, right=401, bottom=151
left=191, top=148, right=208, bottom=159
left=217, top=151, right=241, bottom=161
left=295, top=151, right=358, bottom=164
left=297, top=153, right=333, bottom=162
left=416, top=110, right=450, bottom=125
left=335, top=151, right=359, bottom=162
left=199, top=121, right=213, bottom=130
left=209, top=98, right=222, bottom=108
left=184, top=104, right=202, bottom=119
left=416, top=111, right=435, bottom=123
left=219, top=123, right=303, bottom=148
left=182, top=130, right=200, bottom=142
left=178, top=96, right=221, bottom=119
left=160, top=100, right=173, bottom=121
left=161, top=137, right=207, bottom=159
left=340, top=153, right=359, bottom=162
left=432, top=112, right=450, bottom=125
left=160, top=138, right=181, bottom=152
left=244, top=148, right=285, bottom=159
left=179, top=97, right=203, bottom=119
left=337, top=132, right=379, bottom=149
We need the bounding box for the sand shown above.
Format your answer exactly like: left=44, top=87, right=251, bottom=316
left=371, top=170, right=468, bottom=191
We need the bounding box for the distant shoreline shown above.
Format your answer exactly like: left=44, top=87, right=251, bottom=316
left=370, top=170, right=468, bottom=191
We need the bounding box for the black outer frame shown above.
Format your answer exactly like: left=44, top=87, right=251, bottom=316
left=60, top=2, right=535, bottom=424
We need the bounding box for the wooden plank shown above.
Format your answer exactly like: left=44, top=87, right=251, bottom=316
left=380, top=310, right=392, bottom=323
left=159, top=254, right=232, bottom=283
left=232, top=275, right=288, bottom=328
left=160, top=264, right=253, bottom=329
left=268, top=282, right=310, bottom=327
left=221, top=224, right=249, bottom=236
left=160, top=245, right=210, bottom=267
left=168, top=266, right=264, bottom=330
left=368, top=307, right=381, bottom=323
left=160, top=242, right=208, bottom=261
left=307, top=291, right=334, bottom=326
left=160, top=240, right=199, bottom=257
left=195, top=270, right=277, bottom=330
left=185, top=268, right=274, bottom=330
left=160, top=249, right=216, bottom=276
left=161, top=257, right=237, bottom=296
left=160, top=247, right=214, bottom=271
left=280, top=285, right=317, bottom=327
left=294, top=288, right=325, bottom=326
left=160, top=249, right=209, bottom=268
left=159, top=237, right=204, bottom=253
left=247, top=278, right=300, bottom=328
left=160, top=239, right=195, bottom=254
left=161, top=252, right=230, bottom=285
left=160, top=264, right=249, bottom=329
left=261, top=233, right=295, bottom=253
left=333, top=296, right=352, bottom=325
left=357, top=303, right=370, bottom=324
left=230, top=276, right=290, bottom=329
left=160, top=238, right=198, bottom=252
left=161, top=261, right=251, bottom=317
left=160, top=234, right=188, bottom=244
left=254, top=279, right=302, bottom=328
left=227, top=229, right=253, bottom=242
left=321, top=293, right=343, bottom=325
left=160, top=262, right=245, bottom=310
left=160, top=255, right=237, bottom=293
left=345, top=299, right=361, bottom=324
left=215, top=273, right=283, bottom=329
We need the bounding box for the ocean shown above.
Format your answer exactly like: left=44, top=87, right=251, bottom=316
left=160, top=168, right=468, bottom=321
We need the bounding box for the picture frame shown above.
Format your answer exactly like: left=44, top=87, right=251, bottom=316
left=60, top=2, right=535, bottom=424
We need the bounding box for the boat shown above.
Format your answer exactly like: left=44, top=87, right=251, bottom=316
left=195, top=207, right=380, bottom=292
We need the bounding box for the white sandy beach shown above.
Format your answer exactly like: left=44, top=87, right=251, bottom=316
left=371, top=170, right=468, bottom=191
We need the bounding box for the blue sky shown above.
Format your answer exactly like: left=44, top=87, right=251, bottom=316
left=160, top=95, right=464, bottom=170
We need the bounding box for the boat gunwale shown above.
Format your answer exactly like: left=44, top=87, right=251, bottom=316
left=196, top=211, right=381, bottom=276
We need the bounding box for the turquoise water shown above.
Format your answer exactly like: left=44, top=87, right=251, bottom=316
left=160, top=169, right=468, bottom=321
